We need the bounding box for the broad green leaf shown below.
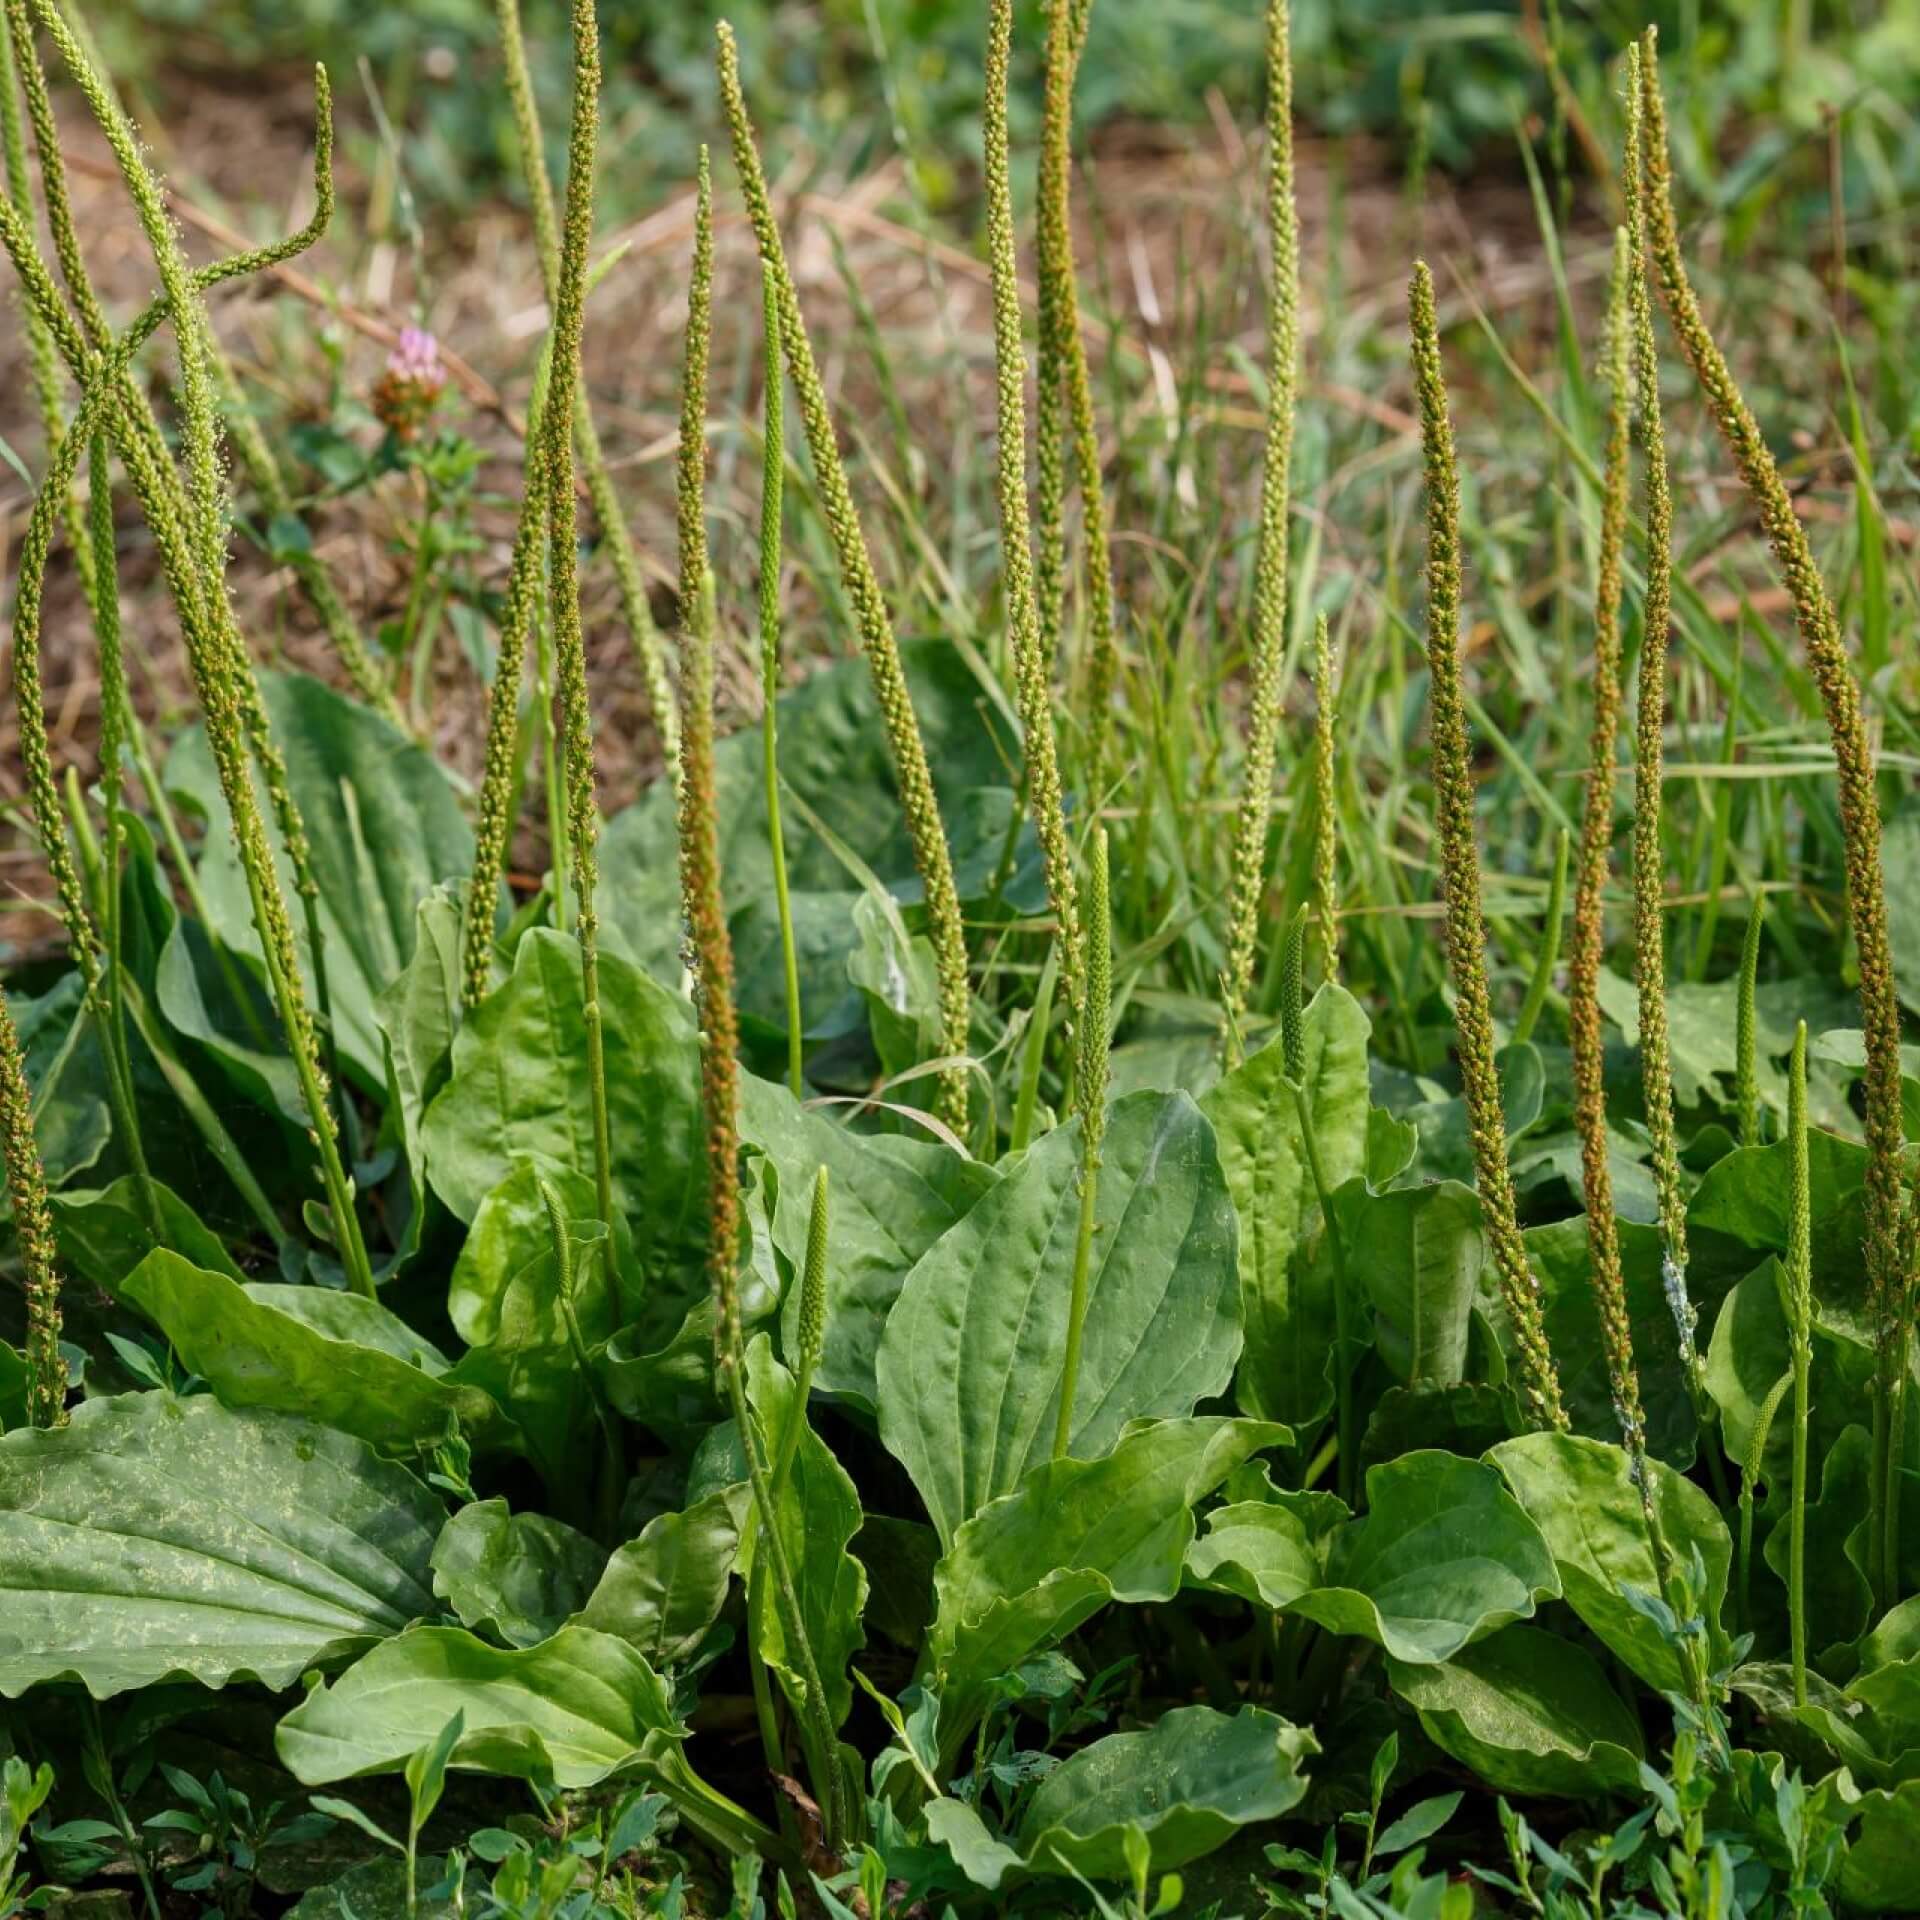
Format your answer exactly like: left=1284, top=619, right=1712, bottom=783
left=596, top=641, right=1035, bottom=1047
left=739, top=1073, right=996, bottom=1412
left=878, top=1090, right=1240, bottom=1547
left=421, top=930, right=705, bottom=1299
left=275, top=1625, right=681, bottom=1790
left=430, top=1500, right=605, bottom=1649
left=10, top=974, right=109, bottom=1186
left=1887, top=796, right=1920, bottom=1016
left=1760, top=1423, right=1872, bottom=1654
left=1285, top=1451, right=1557, bottom=1664
left=925, top=1417, right=1283, bottom=1760
left=1360, top=1384, right=1516, bottom=1468
left=1186, top=1493, right=1342, bottom=1610
left=1013, top=1705, right=1316, bottom=1882
left=1705, top=1257, right=1873, bottom=1486
left=1596, top=968, right=1857, bottom=1116
left=573, top=1486, right=749, bottom=1667
left=1529, top=1216, right=1701, bottom=1465
left=1387, top=1625, right=1644, bottom=1799
left=743, top=1337, right=867, bottom=1731
left=1200, top=987, right=1370, bottom=1424
left=0, top=1392, right=441, bottom=1697
left=120, top=1251, right=513, bottom=1456
left=1688, top=1131, right=1872, bottom=1332
left=1845, top=1780, right=1920, bottom=1912
left=1342, top=1178, right=1482, bottom=1388
left=1491, top=1430, right=1732, bottom=1693
left=1402, top=1041, right=1546, bottom=1181
left=167, top=670, right=473, bottom=1089
left=51, top=1176, right=245, bottom=1290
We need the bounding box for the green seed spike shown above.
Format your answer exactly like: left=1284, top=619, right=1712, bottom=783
left=1409, top=260, right=1567, bottom=1435
left=1569, top=227, right=1648, bottom=1474
left=1620, top=72, right=1691, bottom=1364
left=717, top=19, right=972, bottom=1134
left=1221, top=0, right=1301, bottom=1055
left=983, top=0, right=1084, bottom=1065
left=1636, top=31, right=1908, bottom=1603
left=464, top=374, right=556, bottom=1005
left=495, top=0, right=678, bottom=769
left=1735, top=894, right=1766, bottom=1149
left=774, top=1165, right=830, bottom=1496
left=1278, top=904, right=1307, bottom=1083
left=17, top=7, right=372, bottom=1295
left=1309, top=611, right=1340, bottom=982
left=540, top=0, right=619, bottom=1284
left=677, top=150, right=716, bottom=626
left=0, top=989, right=63, bottom=1427
left=1033, top=0, right=1118, bottom=799
left=1787, top=1017, right=1812, bottom=1705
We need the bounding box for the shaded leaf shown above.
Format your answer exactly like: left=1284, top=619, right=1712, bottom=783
left=573, top=1486, right=749, bottom=1667
left=1014, top=1705, right=1316, bottom=1882
left=1286, top=1451, right=1557, bottom=1664
left=431, top=1500, right=605, bottom=1649
left=1388, top=1624, right=1644, bottom=1799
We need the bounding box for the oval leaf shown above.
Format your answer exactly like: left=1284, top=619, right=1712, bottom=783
left=275, top=1624, right=681, bottom=1790
left=1387, top=1624, right=1645, bottom=1798
left=878, top=1090, right=1239, bottom=1547
left=0, top=1392, right=441, bottom=1697
left=120, top=1250, right=512, bottom=1456
left=1287, top=1451, right=1558, bottom=1664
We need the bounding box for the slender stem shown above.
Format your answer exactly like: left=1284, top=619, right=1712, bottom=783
left=1511, top=827, right=1568, bottom=1047
left=1737, top=1370, right=1789, bottom=1635
left=1735, top=894, right=1766, bottom=1147
left=1054, top=827, right=1110, bottom=1461
left=1786, top=1019, right=1812, bottom=1704
left=1010, top=944, right=1058, bottom=1156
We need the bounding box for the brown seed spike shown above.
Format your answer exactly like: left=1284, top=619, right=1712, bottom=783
left=1409, top=260, right=1567, bottom=1435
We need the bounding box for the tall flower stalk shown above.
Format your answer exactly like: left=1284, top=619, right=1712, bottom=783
left=1221, top=0, right=1301, bottom=1055
left=532, top=0, right=620, bottom=1277
left=1620, top=75, right=1697, bottom=1407
left=673, top=189, right=844, bottom=1852
left=0, top=28, right=370, bottom=1292
left=1309, top=611, right=1340, bottom=982
left=1409, top=261, right=1566, bottom=1435
left=1033, top=0, right=1118, bottom=796
left=717, top=20, right=972, bottom=1132
left=758, top=267, right=804, bottom=1097
left=1636, top=30, right=1907, bottom=1599
left=494, top=0, right=678, bottom=772
left=982, top=0, right=1083, bottom=1062
left=1568, top=230, right=1652, bottom=1480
